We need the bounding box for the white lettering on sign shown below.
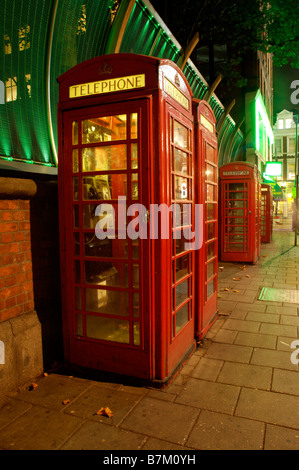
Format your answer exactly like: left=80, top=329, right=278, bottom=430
left=223, top=171, right=250, bottom=176
left=69, top=74, right=146, bottom=99
left=164, top=77, right=190, bottom=110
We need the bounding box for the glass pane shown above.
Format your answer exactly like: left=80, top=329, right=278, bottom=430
left=206, top=143, right=216, bottom=163
left=73, top=149, right=79, bottom=173
left=82, top=114, right=127, bottom=144
left=74, top=206, right=79, bottom=228
left=175, top=254, right=190, bottom=281
left=133, top=293, right=140, bottom=318
left=207, top=279, right=215, bottom=299
left=83, top=175, right=127, bottom=201
left=206, top=241, right=215, bottom=261
left=131, top=143, right=138, bottom=169
left=134, top=322, right=140, bottom=346
left=174, top=148, right=189, bottom=175
left=85, top=261, right=128, bottom=287
left=84, top=236, right=128, bottom=259
left=174, top=204, right=191, bottom=227
left=132, top=241, right=139, bottom=260
left=86, top=315, right=129, bottom=344
left=73, top=178, right=79, bottom=200
left=75, top=260, right=81, bottom=284
left=173, top=120, right=189, bottom=149
left=206, top=203, right=216, bottom=220
left=132, top=174, right=138, bottom=200
left=174, top=176, right=189, bottom=200
left=72, top=121, right=78, bottom=145
left=75, top=287, right=82, bottom=310
left=175, top=303, right=189, bottom=335
left=133, top=264, right=139, bottom=288
left=175, top=279, right=189, bottom=308
left=85, top=288, right=129, bottom=316
left=207, top=223, right=215, bottom=241
left=76, top=314, right=83, bottom=337
left=175, top=230, right=190, bottom=255
left=74, top=232, right=80, bottom=256
left=206, top=184, right=216, bottom=202
left=207, top=260, right=215, bottom=281
left=82, top=145, right=127, bottom=172
left=131, top=113, right=138, bottom=139
left=206, top=164, right=217, bottom=182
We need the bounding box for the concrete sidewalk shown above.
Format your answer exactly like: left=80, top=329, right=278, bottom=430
left=0, top=230, right=299, bottom=450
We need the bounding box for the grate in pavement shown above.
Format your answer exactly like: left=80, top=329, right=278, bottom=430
left=258, top=287, right=299, bottom=304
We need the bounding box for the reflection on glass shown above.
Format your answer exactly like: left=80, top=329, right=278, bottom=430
left=206, top=242, right=215, bottom=261
left=133, top=293, right=140, bottom=318
left=82, top=114, right=126, bottom=144
left=73, top=177, right=79, bottom=200
left=173, top=120, right=189, bottom=149
left=175, top=303, right=189, bottom=335
left=206, top=203, right=215, bottom=220
left=207, top=223, right=215, bottom=241
left=131, top=143, right=138, bottom=169
left=207, top=279, right=215, bottom=299
left=174, top=176, right=189, bottom=200
left=73, top=149, right=79, bottom=173
left=206, top=184, right=216, bottom=202
left=83, top=174, right=126, bottom=201
left=132, top=174, right=138, bottom=200
left=85, top=288, right=129, bottom=316
left=175, top=254, right=189, bottom=281
left=84, top=236, right=128, bottom=259
left=134, top=323, right=140, bottom=346
left=72, top=121, right=78, bottom=145
left=175, top=279, right=189, bottom=308
left=131, top=113, right=138, bottom=139
left=206, top=143, right=216, bottom=163
left=175, top=231, right=190, bottom=255
left=174, top=149, right=189, bottom=174
left=86, top=315, right=130, bottom=344
left=206, top=164, right=216, bottom=182
left=82, top=145, right=127, bottom=172
left=206, top=260, right=215, bottom=281
left=85, top=261, right=128, bottom=287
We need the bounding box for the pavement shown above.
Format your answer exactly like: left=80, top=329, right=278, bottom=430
left=1, top=222, right=299, bottom=451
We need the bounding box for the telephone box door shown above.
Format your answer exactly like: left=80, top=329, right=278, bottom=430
left=221, top=178, right=254, bottom=263
left=60, top=99, right=153, bottom=379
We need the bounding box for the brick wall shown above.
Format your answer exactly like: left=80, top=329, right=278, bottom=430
left=0, top=200, right=34, bottom=322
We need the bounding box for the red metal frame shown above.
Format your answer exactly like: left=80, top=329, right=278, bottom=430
left=57, top=54, right=196, bottom=383
left=261, top=183, right=273, bottom=243
left=192, top=100, right=219, bottom=340
left=219, top=162, right=261, bottom=264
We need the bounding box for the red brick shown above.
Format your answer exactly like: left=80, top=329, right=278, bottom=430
left=20, top=241, right=31, bottom=252
left=0, top=222, right=18, bottom=233
left=0, top=211, right=13, bottom=221
left=4, top=275, right=17, bottom=288
left=1, top=254, right=15, bottom=266
left=19, top=221, right=30, bottom=231
left=22, top=281, right=33, bottom=293
left=18, top=201, right=30, bottom=210
left=23, top=301, right=34, bottom=312
left=0, top=304, right=23, bottom=322
left=0, top=264, right=20, bottom=278
left=13, top=211, right=25, bottom=221
left=17, top=293, right=27, bottom=304
left=0, top=285, right=22, bottom=300
left=21, top=261, right=32, bottom=272
left=14, top=232, right=25, bottom=242
left=26, top=271, right=33, bottom=281
left=27, top=291, right=34, bottom=301
left=1, top=233, right=14, bottom=243
left=5, top=296, right=16, bottom=309
left=0, top=201, right=19, bottom=210
left=13, top=253, right=25, bottom=264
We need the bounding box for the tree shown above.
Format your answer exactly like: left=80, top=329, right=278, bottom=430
left=151, top=0, right=299, bottom=86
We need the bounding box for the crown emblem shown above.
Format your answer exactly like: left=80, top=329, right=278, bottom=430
left=174, top=74, right=180, bottom=87
left=98, top=63, right=113, bottom=75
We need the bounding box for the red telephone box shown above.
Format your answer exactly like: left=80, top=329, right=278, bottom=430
left=57, top=53, right=196, bottom=383
left=219, top=162, right=261, bottom=264
left=193, top=100, right=218, bottom=339
left=261, top=183, right=273, bottom=243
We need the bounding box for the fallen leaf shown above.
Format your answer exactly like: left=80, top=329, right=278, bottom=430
left=233, top=290, right=240, bottom=293
left=96, top=407, right=113, bottom=418
left=43, top=372, right=48, bottom=377
left=28, top=383, right=38, bottom=391
left=224, top=287, right=232, bottom=291
left=232, top=277, right=241, bottom=281
left=262, top=255, right=267, bottom=258
left=245, top=274, right=251, bottom=278
left=62, top=399, right=70, bottom=405
left=217, top=295, right=222, bottom=298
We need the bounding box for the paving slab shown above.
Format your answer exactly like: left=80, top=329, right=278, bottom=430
left=264, top=424, right=299, bottom=450
left=186, top=410, right=265, bottom=450
left=120, top=397, right=199, bottom=446
left=217, top=362, right=272, bottom=390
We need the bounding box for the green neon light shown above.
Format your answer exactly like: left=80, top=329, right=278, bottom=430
left=255, top=94, right=274, bottom=152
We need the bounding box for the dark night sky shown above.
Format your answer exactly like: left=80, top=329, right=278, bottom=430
left=149, top=0, right=299, bottom=122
